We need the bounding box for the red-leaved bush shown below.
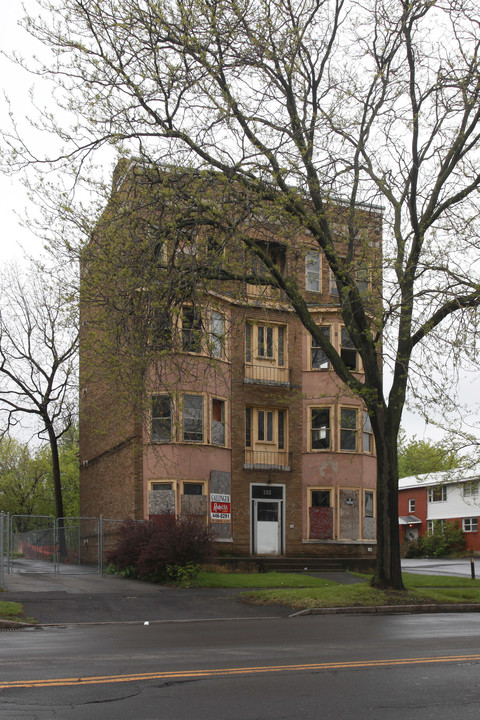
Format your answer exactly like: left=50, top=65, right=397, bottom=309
left=107, top=515, right=215, bottom=581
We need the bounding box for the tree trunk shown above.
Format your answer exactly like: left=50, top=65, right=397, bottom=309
left=372, top=413, right=404, bottom=590
left=46, top=419, right=67, bottom=560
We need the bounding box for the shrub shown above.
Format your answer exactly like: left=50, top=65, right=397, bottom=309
left=421, top=520, right=465, bottom=557
left=107, top=514, right=215, bottom=582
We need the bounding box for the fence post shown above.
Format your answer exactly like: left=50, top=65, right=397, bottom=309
left=99, top=515, right=104, bottom=577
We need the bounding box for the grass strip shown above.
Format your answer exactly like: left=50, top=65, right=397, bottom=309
left=195, top=571, right=336, bottom=588
left=0, top=600, right=25, bottom=623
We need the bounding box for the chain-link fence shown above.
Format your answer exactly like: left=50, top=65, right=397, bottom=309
left=3, top=514, right=124, bottom=576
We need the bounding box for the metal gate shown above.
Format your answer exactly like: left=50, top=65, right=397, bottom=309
left=3, top=514, right=120, bottom=576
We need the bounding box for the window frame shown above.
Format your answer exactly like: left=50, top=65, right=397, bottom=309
left=427, top=486, right=447, bottom=503
left=308, top=486, right=335, bottom=540
left=340, top=327, right=359, bottom=371
left=408, top=498, right=416, bottom=513
left=364, top=490, right=375, bottom=518
left=463, top=517, right=478, bottom=532
left=340, top=406, right=358, bottom=452
left=210, top=310, right=225, bottom=359
left=151, top=395, right=173, bottom=443
left=182, top=394, right=205, bottom=443
left=181, top=306, right=203, bottom=354
left=362, top=411, right=373, bottom=453
left=463, top=481, right=479, bottom=497
left=246, top=406, right=288, bottom=452
left=309, top=406, right=331, bottom=451
left=305, top=250, right=321, bottom=292
left=211, top=397, right=227, bottom=446
left=310, top=325, right=331, bottom=370
left=245, top=321, right=287, bottom=368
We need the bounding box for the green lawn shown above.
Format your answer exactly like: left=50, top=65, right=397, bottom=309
left=194, top=571, right=480, bottom=609
left=0, top=600, right=26, bottom=623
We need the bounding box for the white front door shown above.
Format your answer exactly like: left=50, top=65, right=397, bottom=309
left=254, top=500, right=281, bottom=555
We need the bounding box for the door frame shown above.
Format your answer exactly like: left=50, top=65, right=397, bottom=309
left=250, top=483, right=285, bottom=556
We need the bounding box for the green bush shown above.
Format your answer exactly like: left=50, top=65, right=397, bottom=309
left=402, top=521, right=466, bottom=558
left=421, top=520, right=465, bottom=557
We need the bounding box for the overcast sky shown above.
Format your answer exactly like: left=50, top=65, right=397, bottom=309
left=1, top=0, right=478, bottom=446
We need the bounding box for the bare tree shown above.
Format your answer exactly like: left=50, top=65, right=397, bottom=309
left=5, top=0, right=480, bottom=587
left=0, top=264, right=78, bottom=554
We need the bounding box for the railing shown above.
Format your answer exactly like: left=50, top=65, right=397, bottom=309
left=244, top=364, right=291, bottom=386
left=244, top=449, right=291, bottom=471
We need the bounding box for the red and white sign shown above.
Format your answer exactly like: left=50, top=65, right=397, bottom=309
left=210, top=493, right=231, bottom=521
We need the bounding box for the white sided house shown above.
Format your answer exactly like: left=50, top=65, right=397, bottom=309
left=398, top=467, right=480, bottom=551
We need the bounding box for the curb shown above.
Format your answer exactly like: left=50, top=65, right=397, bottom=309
left=290, top=603, right=480, bottom=617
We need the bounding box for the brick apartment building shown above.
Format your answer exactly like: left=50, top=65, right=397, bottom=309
left=79, top=162, right=380, bottom=560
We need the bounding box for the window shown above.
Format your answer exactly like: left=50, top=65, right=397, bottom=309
left=306, top=250, right=321, bottom=292
left=427, top=486, right=447, bottom=503
left=212, top=398, right=226, bottom=446
left=310, top=408, right=331, bottom=450
left=364, top=491, right=374, bottom=518
left=245, top=407, right=252, bottom=447
left=183, top=482, right=204, bottom=496
left=356, top=260, right=370, bottom=297
left=210, top=311, right=224, bottom=358
left=408, top=498, right=416, bottom=513
left=245, top=323, right=286, bottom=366
left=311, top=326, right=330, bottom=370
left=309, top=488, right=334, bottom=539
left=340, top=407, right=358, bottom=451
left=312, top=489, right=331, bottom=508
left=427, top=519, right=445, bottom=534
left=341, top=328, right=358, bottom=371
left=246, top=407, right=287, bottom=451
left=463, top=517, right=478, bottom=532
left=151, top=482, right=173, bottom=491
left=248, top=241, right=286, bottom=277
left=362, top=412, right=373, bottom=452
left=181, top=307, right=202, bottom=353
left=182, top=394, right=204, bottom=442
left=151, top=396, right=172, bottom=442
left=464, top=481, right=479, bottom=497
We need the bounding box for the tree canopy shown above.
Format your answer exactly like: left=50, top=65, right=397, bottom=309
left=5, top=0, right=480, bottom=588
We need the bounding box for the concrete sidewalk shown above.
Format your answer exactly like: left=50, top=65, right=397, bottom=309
left=0, top=558, right=364, bottom=626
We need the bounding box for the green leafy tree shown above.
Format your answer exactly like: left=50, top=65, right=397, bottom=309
left=6, top=0, right=480, bottom=588
left=398, top=433, right=463, bottom=479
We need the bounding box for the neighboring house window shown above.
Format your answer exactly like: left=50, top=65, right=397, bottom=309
left=408, top=498, right=416, bottom=513
left=463, top=517, right=478, bottom=532
left=427, top=519, right=445, bottom=534
left=210, top=311, right=225, bottom=358
left=211, top=398, right=226, bottom=446
left=311, top=326, right=331, bottom=370
left=464, top=481, right=479, bottom=497
left=151, top=395, right=172, bottom=442
left=427, top=486, right=447, bottom=502
left=364, top=491, right=374, bottom=518
left=310, top=408, right=331, bottom=450
left=362, top=412, right=373, bottom=453
left=340, top=407, right=358, bottom=451
left=182, top=394, right=204, bottom=442
left=341, top=328, right=358, bottom=371
left=306, top=250, right=321, bottom=292
left=181, top=307, right=202, bottom=353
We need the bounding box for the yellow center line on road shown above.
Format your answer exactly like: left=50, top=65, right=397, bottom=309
left=2, top=654, right=480, bottom=690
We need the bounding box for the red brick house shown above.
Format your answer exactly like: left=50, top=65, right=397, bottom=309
left=399, top=468, right=480, bottom=552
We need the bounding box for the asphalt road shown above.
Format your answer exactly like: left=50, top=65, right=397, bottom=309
left=3, top=612, right=480, bottom=719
